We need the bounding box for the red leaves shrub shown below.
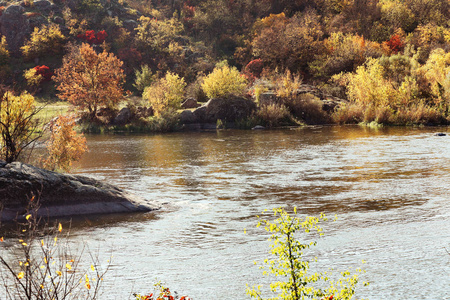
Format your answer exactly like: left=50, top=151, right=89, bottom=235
left=386, top=34, right=405, bottom=54
left=34, top=65, right=53, bottom=81
left=77, top=30, right=107, bottom=45
left=244, top=59, right=264, bottom=81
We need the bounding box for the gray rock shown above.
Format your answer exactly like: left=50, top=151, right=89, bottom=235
left=181, top=98, right=200, bottom=109
left=0, top=5, right=29, bottom=54
left=113, top=107, right=132, bottom=125
left=252, top=125, right=265, bottom=130
left=3, top=4, right=25, bottom=14
left=33, top=0, right=51, bottom=10
left=193, top=105, right=207, bottom=123
left=123, top=19, right=138, bottom=31
left=0, top=161, right=159, bottom=221
left=53, top=16, right=64, bottom=24
left=205, top=96, right=257, bottom=123
left=179, top=110, right=196, bottom=124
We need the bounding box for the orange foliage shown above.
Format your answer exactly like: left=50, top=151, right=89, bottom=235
left=54, top=43, right=125, bottom=118
left=386, top=34, right=405, bottom=54
left=43, top=115, right=87, bottom=172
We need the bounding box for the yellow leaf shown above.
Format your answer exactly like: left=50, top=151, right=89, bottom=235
left=22, top=242, right=27, bottom=246
left=0, top=237, right=3, bottom=242
left=85, top=283, right=91, bottom=290
left=56, top=271, right=62, bottom=276
left=66, top=263, right=72, bottom=270
left=91, top=265, right=95, bottom=271
left=58, top=223, right=62, bottom=233
left=41, top=240, right=44, bottom=246
left=17, top=272, right=24, bottom=279
left=25, top=214, right=32, bottom=220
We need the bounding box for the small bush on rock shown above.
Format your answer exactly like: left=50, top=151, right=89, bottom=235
left=201, top=64, right=248, bottom=98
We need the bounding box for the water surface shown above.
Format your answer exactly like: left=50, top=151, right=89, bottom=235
left=50, top=126, right=450, bottom=299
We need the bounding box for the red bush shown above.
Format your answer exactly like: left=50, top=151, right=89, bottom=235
left=34, top=65, right=54, bottom=81
left=386, top=34, right=405, bottom=54
left=77, top=30, right=108, bottom=45
left=244, top=59, right=264, bottom=81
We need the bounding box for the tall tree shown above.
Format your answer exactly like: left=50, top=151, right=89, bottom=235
left=54, top=43, right=125, bottom=119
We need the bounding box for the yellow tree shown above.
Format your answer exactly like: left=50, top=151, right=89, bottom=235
left=44, top=115, right=87, bottom=172
left=0, top=89, right=41, bottom=163
left=143, top=72, right=186, bottom=116
left=54, top=43, right=125, bottom=119
left=21, top=24, right=66, bottom=61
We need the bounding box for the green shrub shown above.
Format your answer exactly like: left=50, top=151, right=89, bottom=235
left=147, top=110, right=181, bottom=132
left=201, top=64, right=248, bottom=98
left=134, top=65, right=156, bottom=92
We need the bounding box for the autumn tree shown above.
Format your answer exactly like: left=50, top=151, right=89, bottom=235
left=54, top=43, right=125, bottom=119
left=44, top=115, right=87, bottom=172
left=252, top=11, right=324, bottom=72
left=0, top=89, right=42, bottom=163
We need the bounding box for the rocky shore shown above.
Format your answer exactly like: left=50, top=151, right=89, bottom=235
left=0, top=161, right=159, bottom=221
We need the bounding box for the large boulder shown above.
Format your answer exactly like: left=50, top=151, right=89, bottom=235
left=204, top=96, right=257, bottom=122
left=113, top=107, right=132, bottom=125
left=0, top=161, right=159, bottom=221
left=0, top=5, right=30, bottom=54
left=179, top=110, right=196, bottom=124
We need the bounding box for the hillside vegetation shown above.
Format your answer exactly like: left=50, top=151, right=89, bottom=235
left=1, top=0, right=450, bottom=127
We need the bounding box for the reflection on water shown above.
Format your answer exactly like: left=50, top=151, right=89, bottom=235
left=6, top=126, right=450, bottom=299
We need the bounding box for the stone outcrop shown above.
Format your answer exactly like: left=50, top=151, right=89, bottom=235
left=205, top=96, right=257, bottom=122
left=113, top=107, right=132, bottom=125
left=0, top=5, right=29, bottom=55
left=258, top=84, right=347, bottom=114
left=188, top=96, right=256, bottom=124
left=181, top=98, right=201, bottom=109
left=0, top=161, right=159, bottom=221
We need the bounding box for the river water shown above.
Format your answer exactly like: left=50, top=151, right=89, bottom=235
left=50, top=126, right=449, bottom=299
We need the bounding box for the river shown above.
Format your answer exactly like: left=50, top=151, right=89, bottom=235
left=37, top=126, right=450, bottom=299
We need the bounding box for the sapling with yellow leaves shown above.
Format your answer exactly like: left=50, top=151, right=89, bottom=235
left=246, top=207, right=368, bottom=300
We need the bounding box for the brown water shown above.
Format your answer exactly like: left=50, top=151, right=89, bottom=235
left=55, top=126, right=449, bottom=299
